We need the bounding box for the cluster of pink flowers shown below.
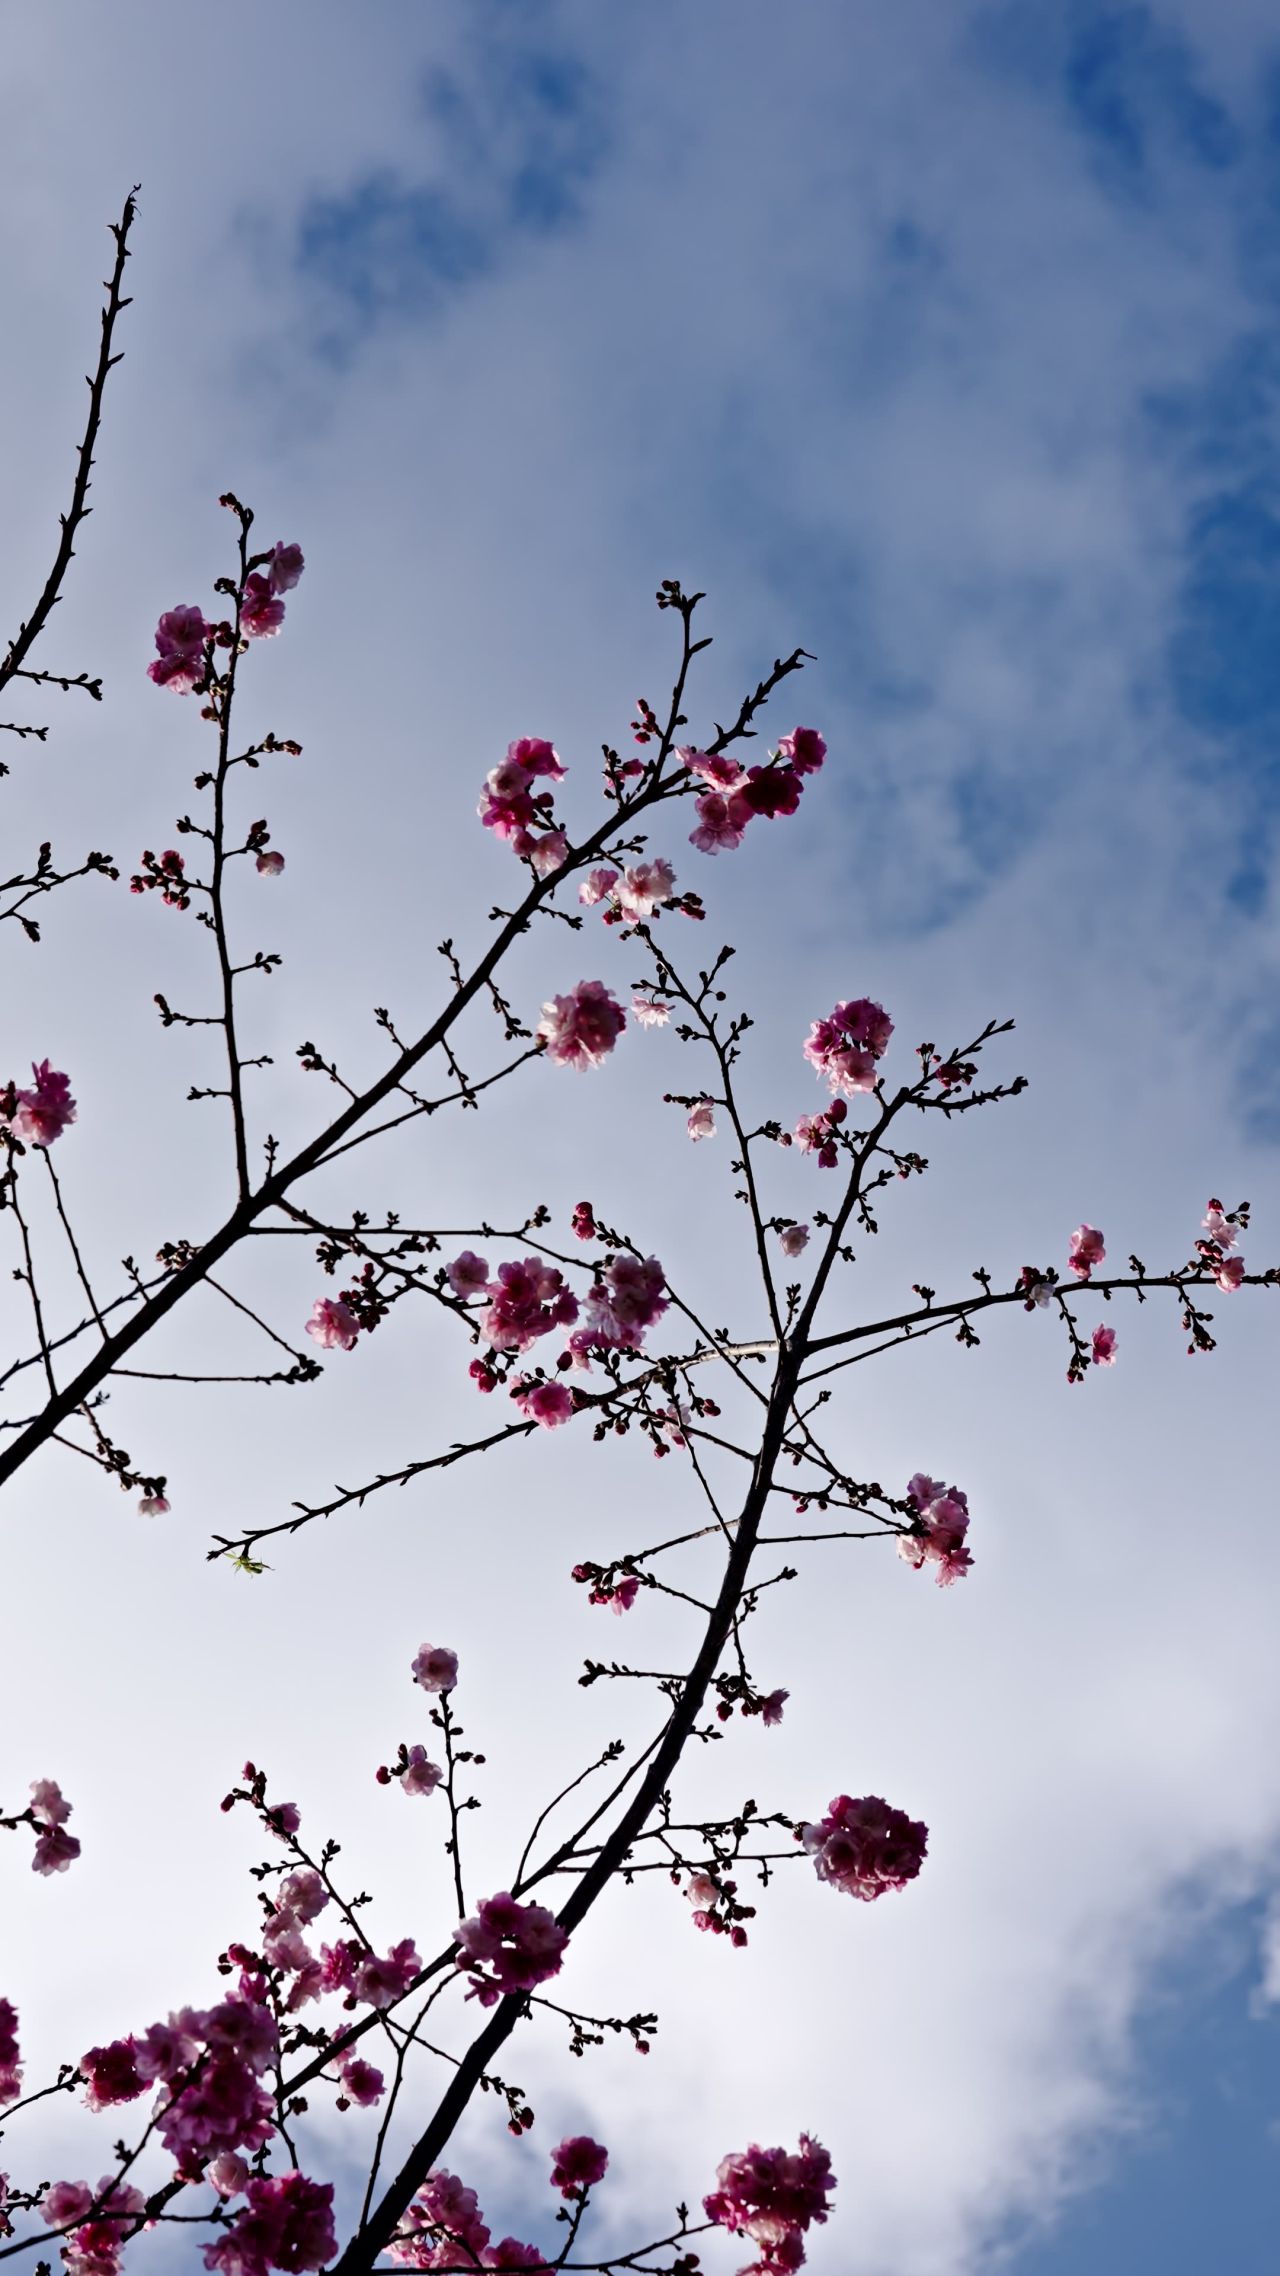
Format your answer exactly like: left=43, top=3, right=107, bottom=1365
left=791, top=1097, right=847, bottom=1166
left=548, top=2136, right=609, bottom=2197
left=305, top=1296, right=359, bottom=1352
left=412, top=1642, right=459, bottom=1693
left=680, top=728, right=826, bottom=857
left=512, top=1377, right=576, bottom=1430
left=387, top=2166, right=550, bottom=2270
left=203, top=2170, right=336, bottom=2276
left=458, top=1256, right=579, bottom=1353
left=478, top=738, right=568, bottom=873
left=147, top=604, right=211, bottom=692
left=684, top=1871, right=753, bottom=1946
left=1067, top=1224, right=1105, bottom=1280
left=41, top=2174, right=147, bottom=2276
left=456, top=1892, right=568, bottom=2006
left=536, top=979, right=626, bottom=1069
left=4, top=1062, right=77, bottom=1149
left=803, top=998, right=893, bottom=1097
left=576, top=1253, right=667, bottom=1353
left=240, top=542, right=304, bottom=641
left=898, top=1474, right=972, bottom=1586
left=129, top=847, right=189, bottom=908
left=1197, top=1197, right=1247, bottom=1292
left=1091, top=1324, right=1117, bottom=1366
left=704, top=2135, right=835, bottom=2274
left=148, top=547, right=303, bottom=693
left=800, top=1794, right=928, bottom=1901
left=572, top=1561, right=641, bottom=1614
left=29, top=1778, right=81, bottom=1873
left=580, top=857, right=678, bottom=923
left=0, top=2000, right=20, bottom=2106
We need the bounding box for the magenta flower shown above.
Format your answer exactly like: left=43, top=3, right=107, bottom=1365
left=549, top=2136, right=609, bottom=2196
left=240, top=572, right=285, bottom=639
left=687, top=1098, right=716, bottom=1141
left=507, top=737, right=565, bottom=781
left=800, top=1794, right=927, bottom=1901
left=1067, top=1224, right=1105, bottom=1281
left=1091, top=1324, right=1118, bottom=1366
left=485, top=2243, right=551, bottom=2269
left=760, top=1688, right=789, bottom=1726
left=42, top=2175, right=146, bottom=2276
left=29, top=1778, right=80, bottom=1874
left=388, top=2170, right=492, bottom=2270
left=579, top=867, right=619, bottom=906
left=793, top=1098, right=848, bottom=1167
left=203, top=2170, right=335, bottom=2276
left=338, top=2054, right=385, bottom=2107
left=579, top=1253, right=667, bottom=1352
left=266, top=541, right=305, bottom=595
left=401, top=1745, right=442, bottom=1798
left=412, top=1643, right=458, bottom=1693
left=689, top=789, right=750, bottom=854
left=704, top=2135, right=835, bottom=2270
left=778, top=726, right=827, bottom=776
left=79, top=2038, right=144, bottom=2112
left=677, top=746, right=747, bottom=791
left=147, top=604, right=210, bottom=692
left=737, top=763, right=803, bottom=819
left=447, top=1250, right=491, bottom=1297
left=208, top=2153, right=250, bottom=2199
left=305, top=1296, right=359, bottom=1351
left=1216, top=1254, right=1246, bottom=1291
left=0, top=2001, right=20, bottom=2107
left=898, top=1474, right=973, bottom=1587
left=456, top=1892, right=568, bottom=2006
left=480, top=1257, right=578, bottom=1352
left=10, top=1061, right=76, bottom=1148
left=537, top=979, right=626, bottom=1069
left=803, top=999, right=893, bottom=1096
left=354, top=1938, right=420, bottom=2010
left=513, top=1378, right=575, bottom=1429
left=571, top=1202, right=597, bottom=1241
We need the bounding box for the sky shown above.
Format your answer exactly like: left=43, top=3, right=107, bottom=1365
left=1, top=3, right=1279, bottom=2272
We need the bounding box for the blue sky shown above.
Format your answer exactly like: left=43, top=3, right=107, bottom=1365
left=2, top=5, right=1280, bottom=2274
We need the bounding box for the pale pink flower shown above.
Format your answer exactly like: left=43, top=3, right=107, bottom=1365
left=587, top=1573, right=639, bottom=1614
left=687, top=1099, right=716, bottom=1141
left=685, top=1872, right=719, bottom=1909
left=202, top=2171, right=335, bottom=2276
left=549, top=2137, right=608, bottom=2196
left=1217, top=1255, right=1245, bottom=1292
left=41, top=2181, right=94, bottom=2230
left=803, top=999, right=893, bottom=1096
left=800, top=1794, right=927, bottom=1900
left=337, top=2054, right=385, bottom=2107
left=138, top=1492, right=170, bottom=1517
left=614, top=858, right=676, bottom=921
left=1202, top=1200, right=1237, bottom=1252
left=255, top=849, right=285, bottom=877
left=484, top=2241, right=549, bottom=2268
left=1018, top=1266, right=1054, bottom=1308
left=29, top=1778, right=71, bottom=1827
left=777, top=1224, right=809, bottom=1257
left=537, top=979, right=626, bottom=1069
left=676, top=747, right=746, bottom=790
left=899, top=1473, right=972, bottom=1586
left=778, top=726, right=827, bottom=776
left=208, top=2153, right=250, bottom=2199
left=354, top=1938, right=420, bottom=2009
left=11, top=1062, right=76, bottom=1147
left=513, top=1378, right=575, bottom=1429
left=305, top=1296, right=359, bottom=1351
left=456, top=1892, right=568, bottom=2006
left=147, top=604, right=209, bottom=692
left=32, top=1824, right=81, bottom=1875
left=579, top=867, right=619, bottom=906
left=1091, top=1324, right=1117, bottom=1366
left=412, top=1643, right=458, bottom=1693
left=1068, top=1225, right=1106, bottom=1281
left=0, top=2000, right=21, bottom=2107
left=277, top=1868, right=329, bottom=1924
left=402, top=1745, right=442, bottom=1798
left=447, top=1250, right=491, bottom=1297
left=267, top=541, right=305, bottom=595
left=529, top=829, right=568, bottom=878
left=632, top=995, right=670, bottom=1026
left=689, top=789, right=750, bottom=853
left=240, top=572, right=285, bottom=639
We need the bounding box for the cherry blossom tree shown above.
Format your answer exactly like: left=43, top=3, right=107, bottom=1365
left=1, top=196, right=1274, bottom=2276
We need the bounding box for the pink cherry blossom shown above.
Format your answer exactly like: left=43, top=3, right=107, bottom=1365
left=803, top=1000, right=893, bottom=1096
left=761, top=1688, right=789, bottom=1726
left=203, top=2170, right=336, bottom=2276
left=580, top=1253, right=668, bottom=1350
left=138, top=1492, right=170, bottom=1517
left=401, top=1745, right=443, bottom=1798
left=32, top=1821, right=81, bottom=1875
left=0, top=2000, right=20, bottom=2106
left=1018, top=1266, right=1054, bottom=1308
left=255, top=849, right=285, bottom=877
left=777, top=1225, right=809, bottom=1257
left=778, top=726, right=827, bottom=776
left=11, top=1062, right=76, bottom=1147
left=536, top=979, right=626, bottom=1069
left=79, top=2038, right=143, bottom=2111
left=676, top=746, right=746, bottom=790
left=898, top=1474, right=972, bottom=1586
left=1216, top=1254, right=1245, bottom=1292
left=1202, top=1199, right=1237, bottom=1252
left=155, top=2045, right=275, bottom=2178
left=586, top=1573, right=639, bottom=1614
left=338, top=2054, right=385, bottom=2107
left=800, top=1794, right=928, bottom=1900
left=240, top=573, right=285, bottom=639
left=579, top=868, right=619, bottom=906
left=513, top=1378, right=575, bottom=1429
left=614, top=858, right=676, bottom=921
left=266, top=541, right=304, bottom=595
left=571, top=1202, right=597, bottom=1241
left=277, top=1867, right=329, bottom=1923
left=388, top=2170, right=491, bottom=2270
left=354, top=1939, right=420, bottom=2009
left=689, top=789, right=750, bottom=854
left=1067, top=1225, right=1106, bottom=1281
left=485, top=2243, right=550, bottom=2269
left=147, top=604, right=210, bottom=692
left=412, top=1643, right=458, bottom=1693
left=209, top=2153, right=250, bottom=2199
left=447, top=1250, right=491, bottom=1297
left=529, top=829, right=568, bottom=878
left=632, top=995, right=670, bottom=1026
left=549, top=2137, right=609, bottom=2196
left=737, top=763, right=802, bottom=820
left=456, top=1892, right=568, bottom=2006
left=793, top=1099, right=847, bottom=1167
left=479, top=1257, right=578, bottom=1351
left=29, top=1777, right=71, bottom=1827
left=704, top=2135, right=835, bottom=2271
left=1091, top=1324, right=1117, bottom=1366
left=42, top=2175, right=146, bottom=2276
left=507, top=738, right=565, bottom=782
left=688, top=1099, right=716, bottom=1141
left=264, top=1799, right=301, bottom=1842
left=305, top=1296, right=359, bottom=1351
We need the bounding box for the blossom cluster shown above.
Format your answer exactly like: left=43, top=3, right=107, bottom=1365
left=3, top=1062, right=76, bottom=1149
left=40, top=2174, right=148, bottom=2276
left=536, top=979, right=626, bottom=1069
left=203, top=2170, right=335, bottom=2276
left=790, top=1097, right=847, bottom=1166
left=802, top=998, right=893, bottom=1098
left=0, top=1999, right=19, bottom=2106
left=1197, top=1197, right=1248, bottom=1292
left=387, top=2149, right=604, bottom=2272
left=455, top=1892, right=568, bottom=2007
left=477, top=738, right=568, bottom=874
left=680, top=727, right=826, bottom=856
left=704, top=2134, right=835, bottom=2275
left=27, top=1778, right=81, bottom=1873
left=898, top=1473, right=972, bottom=1586
left=799, top=1794, right=928, bottom=1901
left=147, top=543, right=303, bottom=693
